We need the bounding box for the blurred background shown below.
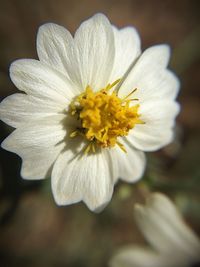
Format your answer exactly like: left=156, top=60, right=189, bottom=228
left=0, top=0, right=200, bottom=266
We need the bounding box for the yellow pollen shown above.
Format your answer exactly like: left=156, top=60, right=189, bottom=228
left=70, top=80, right=144, bottom=152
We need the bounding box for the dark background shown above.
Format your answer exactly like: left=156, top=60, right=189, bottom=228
left=0, top=0, right=200, bottom=266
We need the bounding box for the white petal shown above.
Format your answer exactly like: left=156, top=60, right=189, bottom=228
left=134, top=193, right=200, bottom=258
left=10, top=59, right=78, bottom=104
left=147, top=193, right=200, bottom=259
left=134, top=204, right=179, bottom=254
left=109, top=26, right=141, bottom=83
left=0, top=93, right=67, bottom=128
left=139, top=44, right=170, bottom=68
left=72, top=13, right=115, bottom=90
left=37, top=23, right=75, bottom=80
left=138, top=69, right=180, bottom=102
left=118, top=45, right=179, bottom=102
left=121, top=68, right=180, bottom=102
left=1, top=115, right=66, bottom=179
left=52, top=140, right=114, bottom=211
left=110, top=246, right=179, bottom=267
left=107, top=139, right=146, bottom=183
left=127, top=101, right=180, bottom=151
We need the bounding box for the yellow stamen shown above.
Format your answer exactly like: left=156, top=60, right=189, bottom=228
left=116, top=141, right=127, bottom=153
left=91, top=143, right=96, bottom=153
left=70, top=130, right=78, bottom=138
left=122, top=88, right=137, bottom=101
left=84, top=143, right=92, bottom=154
left=110, top=78, right=121, bottom=88
left=129, top=98, right=139, bottom=101
left=69, top=79, right=144, bottom=153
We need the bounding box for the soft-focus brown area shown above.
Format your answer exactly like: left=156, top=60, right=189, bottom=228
left=0, top=0, right=200, bottom=266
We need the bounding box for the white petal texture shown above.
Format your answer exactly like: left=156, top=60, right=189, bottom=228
left=110, top=246, right=178, bottom=267
left=110, top=193, right=200, bottom=267
left=52, top=139, right=113, bottom=211
left=0, top=13, right=180, bottom=211
left=134, top=193, right=200, bottom=259
left=107, top=139, right=146, bottom=183
left=0, top=93, right=66, bottom=128
left=118, top=45, right=180, bottom=151
left=109, top=26, right=141, bottom=82
left=10, top=59, right=77, bottom=101
left=2, top=115, right=66, bottom=179
left=72, top=13, right=115, bottom=91
left=37, top=22, right=75, bottom=78
left=127, top=100, right=180, bottom=151
left=37, top=14, right=115, bottom=91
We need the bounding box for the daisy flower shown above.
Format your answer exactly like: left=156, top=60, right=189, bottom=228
left=110, top=193, right=200, bottom=267
left=0, top=14, right=180, bottom=211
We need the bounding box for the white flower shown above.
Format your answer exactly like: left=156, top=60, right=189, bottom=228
left=0, top=14, right=180, bottom=211
left=110, top=193, right=200, bottom=267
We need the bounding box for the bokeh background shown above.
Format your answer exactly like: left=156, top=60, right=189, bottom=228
left=0, top=0, right=200, bottom=266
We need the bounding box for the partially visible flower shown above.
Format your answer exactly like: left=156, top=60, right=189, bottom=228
left=110, top=193, right=200, bottom=267
left=0, top=14, right=180, bottom=211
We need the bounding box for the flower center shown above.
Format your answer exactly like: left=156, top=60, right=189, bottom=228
left=69, top=80, right=143, bottom=153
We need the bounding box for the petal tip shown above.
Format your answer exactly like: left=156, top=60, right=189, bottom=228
left=1, top=137, right=11, bottom=152
left=84, top=189, right=114, bottom=213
